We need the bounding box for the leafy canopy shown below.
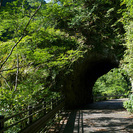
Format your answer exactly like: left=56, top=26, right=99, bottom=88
left=0, top=0, right=126, bottom=115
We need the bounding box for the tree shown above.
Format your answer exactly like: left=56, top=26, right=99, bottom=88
left=0, top=0, right=126, bottom=113
left=118, top=0, right=133, bottom=113
left=0, top=0, right=80, bottom=115
left=44, top=0, right=125, bottom=54
left=120, top=0, right=133, bottom=92
left=93, top=68, right=130, bottom=101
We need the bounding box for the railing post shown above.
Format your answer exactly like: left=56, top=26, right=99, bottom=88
left=28, top=105, right=33, bottom=124
left=57, top=96, right=60, bottom=104
left=59, top=95, right=61, bottom=103
left=42, top=101, right=46, bottom=115
left=55, top=97, right=58, bottom=107
left=52, top=98, right=54, bottom=110
left=0, top=115, right=4, bottom=133
left=51, top=98, right=56, bottom=126
left=57, top=109, right=61, bottom=130
left=42, top=100, right=47, bottom=132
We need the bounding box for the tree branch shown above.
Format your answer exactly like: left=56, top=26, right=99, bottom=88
left=23, top=3, right=42, bottom=34
left=0, top=35, right=24, bottom=70
left=0, top=74, right=11, bottom=90
left=0, top=3, right=42, bottom=70
left=14, top=54, right=19, bottom=91
left=0, top=62, right=33, bottom=72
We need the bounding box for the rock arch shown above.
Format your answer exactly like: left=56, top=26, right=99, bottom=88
left=56, top=50, right=119, bottom=109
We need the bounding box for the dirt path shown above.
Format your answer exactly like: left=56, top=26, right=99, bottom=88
left=60, top=99, right=133, bottom=133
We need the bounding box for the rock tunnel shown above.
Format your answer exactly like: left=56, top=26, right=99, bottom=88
left=56, top=50, right=119, bottom=109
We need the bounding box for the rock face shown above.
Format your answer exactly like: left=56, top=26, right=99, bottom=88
left=56, top=50, right=119, bottom=109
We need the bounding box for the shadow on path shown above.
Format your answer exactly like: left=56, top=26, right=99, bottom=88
left=60, top=99, right=133, bottom=133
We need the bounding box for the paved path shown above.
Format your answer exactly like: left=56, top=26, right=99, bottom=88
left=60, top=99, right=133, bottom=133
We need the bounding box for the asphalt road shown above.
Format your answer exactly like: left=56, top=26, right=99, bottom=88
left=61, top=99, right=133, bottom=133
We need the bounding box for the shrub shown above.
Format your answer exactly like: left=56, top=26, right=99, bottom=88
left=123, top=94, right=133, bottom=113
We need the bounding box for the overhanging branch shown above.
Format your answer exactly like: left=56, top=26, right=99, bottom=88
left=0, top=2, right=42, bottom=70
left=0, top=74, right=11, bottom=90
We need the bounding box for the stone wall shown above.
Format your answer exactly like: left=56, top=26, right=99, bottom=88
left=56, top=50, right=119, bottom=109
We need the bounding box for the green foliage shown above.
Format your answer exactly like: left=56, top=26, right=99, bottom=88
left=120, top=0, right=133, bottom=77
left=0, top=0, right=82, bottom=117
left=123, top=94, right=133, bottom=113
left=0, top=0, right=128, bottom=122
left=120, top=0, right=133, bottom=113
left=45, top=0, right=125, bottom=54
left=93, top=68, right=130, bottom=101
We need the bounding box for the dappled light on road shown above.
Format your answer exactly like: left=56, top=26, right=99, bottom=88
left=60, top=99, right=133, bottom=133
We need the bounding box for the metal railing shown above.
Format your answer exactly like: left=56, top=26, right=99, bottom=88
left=94, top=93, right=130, bottom=102
left=0, top=96, right=65, bottom=133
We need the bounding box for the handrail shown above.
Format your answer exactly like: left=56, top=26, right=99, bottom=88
left=0, top=97, right=61, bottom=122
left=94, top=94, right=129, bottom=101
left=0, top=109, right=30, bottom=123
left=0, top=96, right=64, bottom=133
left=0, top=106, right=48, bottom=132
left=19, top=102, right=64, bottom=133
left=0, top=98, right=59, bottom=123
left=96, top=94, right=127, bottom=99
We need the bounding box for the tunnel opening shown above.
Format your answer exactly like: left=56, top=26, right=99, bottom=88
left=61, top=55, right=120, bottom=109
left=93, top=68, right=131, bottom=102
left=55, top=51, right=126, bottom=109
